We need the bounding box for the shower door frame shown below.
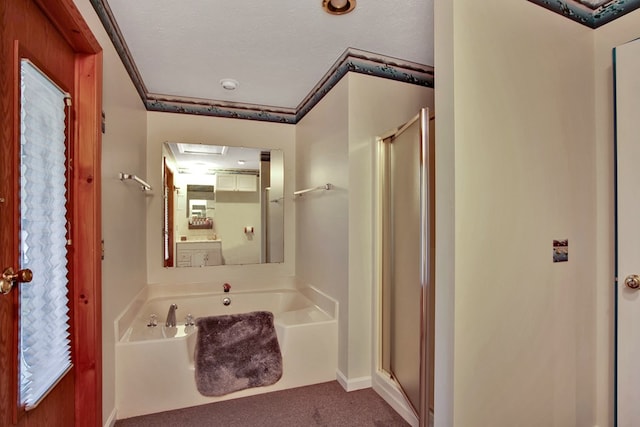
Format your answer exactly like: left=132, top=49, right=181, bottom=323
left=373, top=108, right=433, bottom=427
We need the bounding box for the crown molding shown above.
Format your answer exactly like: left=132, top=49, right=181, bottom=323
left=295, top=48, right=433, bottom=123
left=527, top=0, right=640, bottom=28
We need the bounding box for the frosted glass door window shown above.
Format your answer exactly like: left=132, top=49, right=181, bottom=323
left=19, top=59, right=71, bottom=410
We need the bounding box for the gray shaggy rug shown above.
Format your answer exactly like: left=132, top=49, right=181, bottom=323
left=194, top=311, right=282, bottom=396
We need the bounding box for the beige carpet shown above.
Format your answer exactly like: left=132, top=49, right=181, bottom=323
left=115, top=381, right=409, bottom=426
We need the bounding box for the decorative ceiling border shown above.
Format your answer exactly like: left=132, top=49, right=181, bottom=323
left=144, top=95, right=299, bottom=124
left=295, top=49, right=434, bottom=123
left=90, top=0, right=148, bottom=101
left=527, top=0, right=640, bottom=28
left=89, top=0, right=434, bottom=124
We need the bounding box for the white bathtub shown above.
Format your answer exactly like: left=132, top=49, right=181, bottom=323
left=115, top=287, right=338, bottom=419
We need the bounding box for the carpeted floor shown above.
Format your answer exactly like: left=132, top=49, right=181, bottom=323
left=115, top=381, right=409, bottom=427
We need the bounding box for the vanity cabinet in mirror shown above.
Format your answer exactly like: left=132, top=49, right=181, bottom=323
left=162, top=142, right=284, bottom=267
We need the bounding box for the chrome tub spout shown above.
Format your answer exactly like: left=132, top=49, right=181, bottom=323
left=165, top=303, right=178, bottom=327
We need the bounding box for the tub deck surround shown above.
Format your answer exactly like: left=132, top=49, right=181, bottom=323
left=114, top=286, right=337, bottom=419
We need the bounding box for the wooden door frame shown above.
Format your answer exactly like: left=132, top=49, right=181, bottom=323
left=2, top=1, right=103, bottom=425
left=71, top=52, right=103, bottom=427
left=48, top=3, right=103, bottom=425
left=163, top=158, right=174, bottom=267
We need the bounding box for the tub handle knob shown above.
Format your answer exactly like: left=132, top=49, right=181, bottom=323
left=222, top=297, right=231, bottom=306
left=147, top=314, right=158, bottom=327
left=185, top=314, right=195, bottom=326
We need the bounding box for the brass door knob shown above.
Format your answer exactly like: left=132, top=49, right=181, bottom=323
left=624, top=274, right=640, bottom=290
left=0, top=267, right=33, bottom=295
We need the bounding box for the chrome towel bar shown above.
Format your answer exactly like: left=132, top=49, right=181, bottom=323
left=119, top=173, right=152, bottom=191
left=293, top=183, right=332, bottom=197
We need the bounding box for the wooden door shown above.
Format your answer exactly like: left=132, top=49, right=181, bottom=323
left=615, top=37, right=640, bottom=427
left=0, top=1, right=102, bottom=425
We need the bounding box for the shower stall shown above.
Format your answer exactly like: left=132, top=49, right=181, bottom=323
left=375, top=108, right=434, bottom=427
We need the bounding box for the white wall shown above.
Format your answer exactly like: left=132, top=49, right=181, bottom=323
left=436, top=0, right=599, bottom=426
left=296, top=78, right=350, bottom=373
left=296, top=73, right=434, bottom=383
left=146, top=112, right=296, bottom=287
left=433, top=0, right=455, bottom=425
left=72, top=2, right=149, bottom=425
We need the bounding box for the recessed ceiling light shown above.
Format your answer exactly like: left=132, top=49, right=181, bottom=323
left=237, top=160, right=246, bottom=165
left=220, top=78, right=239, bottom=90
left=322, top=0, right=356, bottom=15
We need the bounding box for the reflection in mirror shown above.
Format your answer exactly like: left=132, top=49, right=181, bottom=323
left=162, top=142, right=284, bottom=268
left=186, top=184, right=215, bottom=219
left=189, top=200, right=208, bottom=218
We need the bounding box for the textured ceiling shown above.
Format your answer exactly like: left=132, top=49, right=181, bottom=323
left=91, top=0, right=434, bottom=123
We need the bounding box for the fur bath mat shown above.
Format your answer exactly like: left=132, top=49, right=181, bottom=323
left=194, top=311, right=283, bottom=396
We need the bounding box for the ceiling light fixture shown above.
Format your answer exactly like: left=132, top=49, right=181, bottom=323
left=220, top=78, right=239, bottom=91
left=322, top=0, right=356, bottom=15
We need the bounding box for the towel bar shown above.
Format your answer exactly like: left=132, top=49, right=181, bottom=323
left=119, top=172, right=152, bottom=191
left=293, top=183, right=332, bottom=197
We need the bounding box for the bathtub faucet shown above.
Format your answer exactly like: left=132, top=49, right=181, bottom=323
left=223, top=283, right=231, bottom=293
left=165, top=304, right=178, bottom=327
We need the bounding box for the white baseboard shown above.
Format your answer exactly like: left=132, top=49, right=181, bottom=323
left=336, top=369, right=372, bottom=391
left=104, top=408, right=117, bottom=427
left=372, top=371, right=419, bottom=427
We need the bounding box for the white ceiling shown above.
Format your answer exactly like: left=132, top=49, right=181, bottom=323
left=103, top=0, right=434, bottom=110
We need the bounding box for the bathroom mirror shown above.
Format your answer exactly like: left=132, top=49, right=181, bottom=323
left=162, top=142, right=284, bottom=267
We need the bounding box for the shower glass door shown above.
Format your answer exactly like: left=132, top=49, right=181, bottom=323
left=380, top=108, right=433, bottom=426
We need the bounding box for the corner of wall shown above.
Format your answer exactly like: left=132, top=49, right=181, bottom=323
left=104, top=408, right=117, bottom=427
left=336, top=369, right=372, bottom=392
